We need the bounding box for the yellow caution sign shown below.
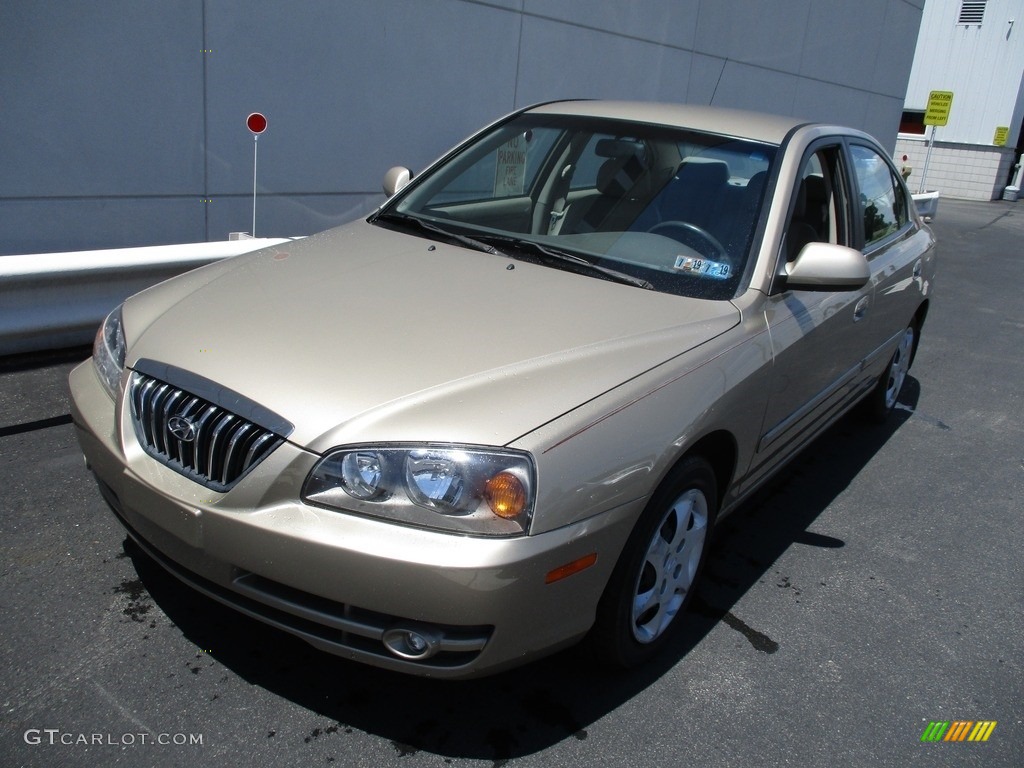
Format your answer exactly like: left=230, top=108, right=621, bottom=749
left=993, top=126, right=1009, bottom=146
left=924, top=91, right=954, bottom=126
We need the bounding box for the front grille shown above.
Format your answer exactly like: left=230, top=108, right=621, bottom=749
left=129, top=369, right=287, bottom=491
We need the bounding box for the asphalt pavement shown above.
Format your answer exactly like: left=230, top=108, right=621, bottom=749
left=1, top=198, right=1021, bottom=767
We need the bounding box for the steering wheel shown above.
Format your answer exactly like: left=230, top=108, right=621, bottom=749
left=647, top=221, right=729, bottom=262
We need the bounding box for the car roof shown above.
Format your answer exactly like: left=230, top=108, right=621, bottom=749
left=526, top=100, right=809, bottom=145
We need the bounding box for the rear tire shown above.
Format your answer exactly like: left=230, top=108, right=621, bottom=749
left=862, top=323, right=917, bottom=422
left=589, top=456, right=717, bottom=668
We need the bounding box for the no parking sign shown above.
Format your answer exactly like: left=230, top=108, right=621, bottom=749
left=247, top=113, right=267, bottom=235
left=247, top=112, right=268, bottom=134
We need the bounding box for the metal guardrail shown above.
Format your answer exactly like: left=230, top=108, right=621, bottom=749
left=0, top=191, right=942, bottom=359
left=912, top=191, right=940, bottom=221
left=0, top=238, right=292, bottom=356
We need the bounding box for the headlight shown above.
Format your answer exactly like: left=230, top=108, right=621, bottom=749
left=303, top=445, right=536, bottom=536
left=93, top=305, right=126, bottom=398
left=338, top=450, right=389, bottom=500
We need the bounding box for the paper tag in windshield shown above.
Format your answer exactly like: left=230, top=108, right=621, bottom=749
left=673, top=255, right=731, bottom=280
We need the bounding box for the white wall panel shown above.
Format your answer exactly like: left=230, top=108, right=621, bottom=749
left=904, top=0, right=1024, bottom=145
left=895, top=137, right=1017, bottom=198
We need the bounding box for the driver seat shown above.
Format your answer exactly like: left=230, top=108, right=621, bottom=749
left=561, top=152, right=647, bottom=233
left=632, top=158, right=730, bottom=235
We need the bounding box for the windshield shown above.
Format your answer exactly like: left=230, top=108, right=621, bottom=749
left=377, top=113, right=777, bottom=300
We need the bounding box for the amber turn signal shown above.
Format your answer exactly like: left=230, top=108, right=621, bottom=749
left=484, top=471, right=527, bottom=519
left=545, top=553, right=598, bottom=584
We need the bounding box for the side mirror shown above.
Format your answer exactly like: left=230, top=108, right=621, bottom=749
left=784, top=242, right=870, bottom=291
left=382, top=166, right=412, bottom=197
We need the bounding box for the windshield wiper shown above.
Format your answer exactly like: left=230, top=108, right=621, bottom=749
left=374, top=212, right=508, bottom=258
left=478, top=235, right=653, bottom=290
left=376, top=213, right=651, bottom=289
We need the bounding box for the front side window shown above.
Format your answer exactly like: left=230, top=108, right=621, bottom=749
left=784, top=146, right=850, bottom=263
left=851, top=144, right=908, bottom=248
left=379, top=113, right=777, bottom=300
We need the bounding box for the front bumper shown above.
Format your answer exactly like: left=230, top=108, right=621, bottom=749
left=69, top=360, right=638, bottom=678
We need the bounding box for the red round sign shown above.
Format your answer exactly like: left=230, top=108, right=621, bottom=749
left=246, top=112, right=267, bottom=134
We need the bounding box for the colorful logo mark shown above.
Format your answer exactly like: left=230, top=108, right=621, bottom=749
left=921, top=721, right=997, bottom=743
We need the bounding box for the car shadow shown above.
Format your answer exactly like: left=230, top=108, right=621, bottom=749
left=123, top=379, right=919, bottom=763
left=0, top=345, right=91, bottom=373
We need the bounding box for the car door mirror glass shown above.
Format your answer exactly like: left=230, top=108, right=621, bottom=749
left=785, top=242, right=870, bottom=291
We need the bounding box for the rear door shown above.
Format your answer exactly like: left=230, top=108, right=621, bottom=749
left=846, top=141, right=928, bottom=375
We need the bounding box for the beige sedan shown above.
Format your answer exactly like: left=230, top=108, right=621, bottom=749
left=70, top=101, right=936, bottom=678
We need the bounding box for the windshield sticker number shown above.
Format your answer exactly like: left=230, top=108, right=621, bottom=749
left=673, top=255, right=731, bottom=280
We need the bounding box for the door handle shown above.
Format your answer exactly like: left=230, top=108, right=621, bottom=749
left=854, top=296, right=870, bottom=322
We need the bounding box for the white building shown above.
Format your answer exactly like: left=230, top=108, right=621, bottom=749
left=897, top=0, right=1024, bottom=199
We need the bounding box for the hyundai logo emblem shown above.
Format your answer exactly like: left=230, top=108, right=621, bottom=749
left=168, top=415, right=198, bottom=442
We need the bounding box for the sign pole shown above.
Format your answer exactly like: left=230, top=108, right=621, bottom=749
left=252, top=134, right=260, bottom=237
left=919, top=91, right=952, bottom=194
left=246, top=113, right=268, bottom=236
left=919, top=125, right=935, bottom=194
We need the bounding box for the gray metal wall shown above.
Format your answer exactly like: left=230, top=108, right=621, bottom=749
left=1, top=0, right=924, bottom=256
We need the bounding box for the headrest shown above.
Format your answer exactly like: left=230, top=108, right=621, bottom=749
left=746, top=171, right=767, bottom=197
left=793, top=174, right=826, bottom=218
left=595, top=138, right=645, bottom=158
left=596, top=153, right=645, bottom=197
left=675, top=158, right=729, bottom=188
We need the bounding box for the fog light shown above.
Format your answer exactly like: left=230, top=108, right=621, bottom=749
left=382, top=626, right=442, bottom=660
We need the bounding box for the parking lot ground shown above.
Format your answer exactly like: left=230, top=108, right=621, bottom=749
left=1, top=198, right=1021, bottom=767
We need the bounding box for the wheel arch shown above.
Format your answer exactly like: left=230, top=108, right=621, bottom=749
left=914, top=298, right=930, bottom=328
left=686, top=430, right=737, bottom=512
left=910, top=299, right=929, bottom=364
left=658, top=429, right=738, bottom=516
left=587, top=429, right=735, bottom=665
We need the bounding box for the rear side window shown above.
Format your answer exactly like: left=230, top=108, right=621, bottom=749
left=850, top=144, right=909, bottom=247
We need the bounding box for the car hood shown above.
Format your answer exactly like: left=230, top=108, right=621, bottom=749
left=124, top=220, right=739, bottom=453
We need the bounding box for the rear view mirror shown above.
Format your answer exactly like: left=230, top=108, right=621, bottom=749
left=784, top=242, right=870, bottom=291
left=383, top=166, right=412, bottom=197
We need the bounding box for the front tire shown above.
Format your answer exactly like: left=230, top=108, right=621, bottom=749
left=590, top=456, right=717, bottom=668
